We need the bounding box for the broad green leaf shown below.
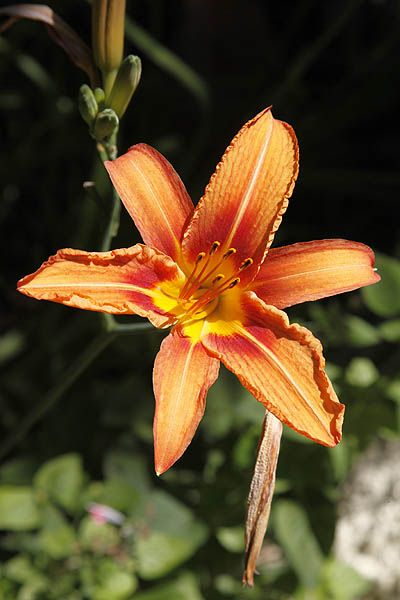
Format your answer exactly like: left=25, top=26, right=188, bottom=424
left=379, top=318, right=400, bottom=342
left=135, top=491, right=208, bottom=579
left=16, top=573, right=49, bottom=600
left=92, top=572, right=137, bottom=600
left=86, top=478, right=142, bottom=513
left=0, top=330, right=25, bottom=364
left=216, top=525, right=245, bottom=553
left=82, top=557, right=137, bottom=600
left=38, top=505, right=76, bottom=559
left=33, top=453, right=85, bottom=513
left=2, top=555, right=37, bottom=583
left=321, top=557, right=371, bottom=599
left=362, top=253, right=400, bottom=317
left=344, top=315, right=381, bottom=346
left=0, top=486, right=40, bottom=530
left=132, top=572, right=204, bottom=600
left=329, top=437, right=350, bottom=482
left=386, top=379, right=400, bottom=403
left=78, top=516, right=120, bottom=553
left=273, top=500, right=324, bottom=589
left=103, top=451, right=150, bottom=494
left=345, top=357, right=379, bottom=387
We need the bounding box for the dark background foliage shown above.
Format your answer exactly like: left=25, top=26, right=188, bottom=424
left=1, top=1, right=400, bottom=598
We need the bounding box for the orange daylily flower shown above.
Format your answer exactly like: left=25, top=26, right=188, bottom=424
left=18, top=108, right=380, bottom=474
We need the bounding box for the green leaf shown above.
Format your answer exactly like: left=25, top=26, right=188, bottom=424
left=362, top=253, right=400, bottom=317
left=345, top=357, right=379, bottom=387
left=273, top=499, right=324, bottom=589
left=132, top=572, right=204, bottom=600
left=82, top=557, right=138, bottom=600
left=329, top=437, right=350, bottom=482
left=321, top=557, right=371, bottom=599
left=386, top=379, right=400, bottom=403
left=103, top=451, right=150, bottom=494
left=379, top=318, right=400, bottom=342
left=344, top=315, right=381, bottom=346
left=38, top=505, right=76, bottom=559
left=86, top=478, right=142, bottom=513
left=216, top=525, right=245, bottom=553
left=33, top=453, right=85, bottom=513
left=2, top=555, right=37, bottom=583
left=0, top=486, right=40, bottom=530
left=135, top=491, right=208, bottom=579
left=0, top=330, right=25, bottom=364
left=16, top=573, right=49, bottom=600
left=78, top=516, right=120, bottom=554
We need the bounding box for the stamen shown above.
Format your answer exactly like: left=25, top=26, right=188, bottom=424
left=181, top=242, right=222, bottom=300
left=228, top=277, right=240, bottom=288
left=239, top=258, right=253, bottom=270
left=223, top=248, right=236, bottom=259
left=178, top=252, right=206, bottom=299
left=186, top=275, right=240, bottom=316
left=209, top=241, right=220, bottom=255
left=212, top=274, right=224, bottom=284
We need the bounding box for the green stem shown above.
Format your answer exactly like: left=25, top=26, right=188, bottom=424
left=0, top=332, right=114, bottom=462
left=101, top=184, right=121, bottom=251
left=103, top=68, right=118, bottom=100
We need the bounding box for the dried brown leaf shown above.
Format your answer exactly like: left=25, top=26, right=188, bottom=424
left=243, top=410, right=282, bottom=586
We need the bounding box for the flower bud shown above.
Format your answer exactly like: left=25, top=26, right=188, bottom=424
left=78, top=84, right=98, bottom=126
left=108, top=55, right=142, bottom=118
left=92, top=108, right=119, bottom=141
left=94, top=87, right=106, bottom=111
left=92, top=0, right=126, bottom=73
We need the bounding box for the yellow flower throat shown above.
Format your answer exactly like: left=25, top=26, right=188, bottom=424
left=158, top=241, right=253, bottom=327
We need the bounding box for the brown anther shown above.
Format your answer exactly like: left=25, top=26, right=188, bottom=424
left=196, top=252, right=206, bottom=264
left=209, top=241, right=220, bottom=255
left=239, top=258, right=253, bottom=271
left=223, top=248, right=236, bottom=259
left=229, top=278, right=240, bottom=288
left=212, top=274, right=224, bottom=284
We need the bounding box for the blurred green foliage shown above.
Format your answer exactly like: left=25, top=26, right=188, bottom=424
left=1, top=0, right=400, bottom=598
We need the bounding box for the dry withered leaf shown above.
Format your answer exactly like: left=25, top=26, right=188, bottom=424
left=243, top=410, right=282, bottom=586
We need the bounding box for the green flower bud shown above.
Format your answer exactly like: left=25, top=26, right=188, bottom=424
left=93, top=87, right=106, bottom=111
left=78, top=84, right=98, bottom=126
left=92, top=0, right=125, bottom=73
left=92, top=108, right=119, bottom=141
left=108, top=55, right=142, bottom=118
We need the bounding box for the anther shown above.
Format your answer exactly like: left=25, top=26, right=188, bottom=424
left=212, top=274, right=224, bottom=284
left=228, top=278, right=240, bottom=288
left=239, top=258, right=253, bottom=270
left=223, top=248, right=236, bottom=259
left=196, top=252, right=206, bottom=264
left=209, top=241, right=220, bottom=255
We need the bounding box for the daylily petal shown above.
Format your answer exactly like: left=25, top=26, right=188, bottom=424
left=17, top=244, right=185, bottom=328
left=153, top=330, right=219, bottom=474
left=202, top=291, right=344, bottom=446
left=182, top=107, right=299, bottom=283
left=105, top=144, right=193, bottom=261
left=252, top=239, right=380, bottom=309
